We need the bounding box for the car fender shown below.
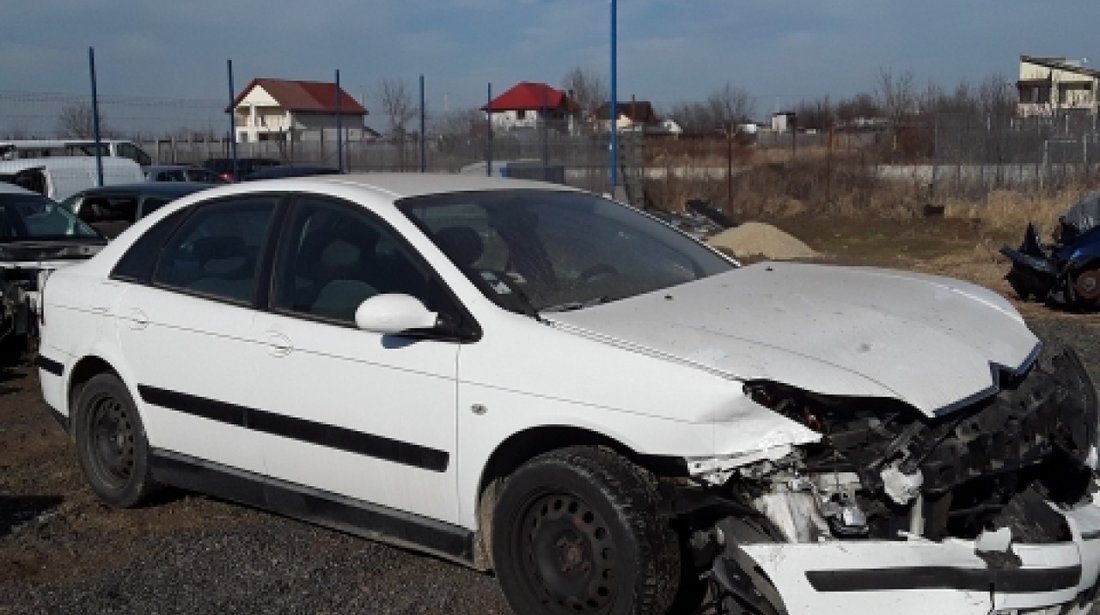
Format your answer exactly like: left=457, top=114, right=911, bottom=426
left=452, top=312, right=817, bottom=530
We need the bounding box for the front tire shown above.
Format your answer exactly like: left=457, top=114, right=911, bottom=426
left=74, top=373, right=158, bottom=508
left=491, top=446, right=679, bottom=615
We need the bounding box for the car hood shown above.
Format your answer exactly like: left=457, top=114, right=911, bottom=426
left=544, top=262, right=1040, bottom=417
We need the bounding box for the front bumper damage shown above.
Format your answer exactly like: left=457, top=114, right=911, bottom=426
left=690, top=342, right=1100, bottom=614
left=708, top=502, right=1100, bottom=614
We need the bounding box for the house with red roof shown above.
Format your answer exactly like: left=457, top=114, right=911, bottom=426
left=229, top=78, right=369, bottom=143
left=481, top=82, right=580, bottom=134
left=593, top=100, right=660, bottom=133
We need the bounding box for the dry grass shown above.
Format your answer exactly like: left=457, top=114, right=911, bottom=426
left=642, top=140, right=1097, bottom=231
left=942, top=188, right=1088, bottom=235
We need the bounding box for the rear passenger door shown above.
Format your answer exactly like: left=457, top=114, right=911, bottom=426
left=114, top=195, right=280, bottom=477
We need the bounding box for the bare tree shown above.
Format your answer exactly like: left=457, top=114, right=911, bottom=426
left=793, top=96, right=835, bottom=131
left=58, top=102, right=111, bottom=138
left=876, top=69, right=917, bottom=123
left=978, top=74, right=1015, bottom=116
left=835, top=93, right=880, bottom=123
left=432, top=107, right=484, bottom=137
left=667, top=101, right=716, bottom=134
left=668, top=83, right=755, bottom=134
left=561, top=67, right=607, bottom=117
left=377, top=78, right=416, bottom=137
left=707, top=83, right=755, bottom=131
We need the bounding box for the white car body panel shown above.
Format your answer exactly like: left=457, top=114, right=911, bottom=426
left=247, top=309, right=460, bottom=522
left=547, top=262, right=1040, bottom=416
left=113, top=283, right=269, bottom=474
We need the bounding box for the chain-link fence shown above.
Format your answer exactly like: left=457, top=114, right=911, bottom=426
left=4, top=87, right=1099, bottom=212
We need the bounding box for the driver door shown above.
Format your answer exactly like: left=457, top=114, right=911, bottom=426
left=249, top=195, right=463, bottom=524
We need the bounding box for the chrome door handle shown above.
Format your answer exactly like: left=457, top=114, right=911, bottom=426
left=128, top=308, right=149, bottom=330
left=266, top=331, right=292, bottom=357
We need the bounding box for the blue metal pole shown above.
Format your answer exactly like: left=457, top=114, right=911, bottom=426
left=609, top=0, right=618, bottom=191
left=486, top=83, right=493, bottom=177
left=335, top=69, right=343, bottom=173
left=419, top=75, right=426, bottom=172
left=227, top=59, right=238, bottom=182
left=88, top=47, right=103, bottom=187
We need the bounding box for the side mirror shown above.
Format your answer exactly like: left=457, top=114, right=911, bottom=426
left=354, top=293, right=438, bottom=335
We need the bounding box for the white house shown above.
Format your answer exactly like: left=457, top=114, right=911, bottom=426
left=1017, top=56, right=1100, bottom=118
left=229, top=78, right=369, bottom=143
left=481, top=82, right=579, bottom=134
left=592, top=100, right=659, bottom=133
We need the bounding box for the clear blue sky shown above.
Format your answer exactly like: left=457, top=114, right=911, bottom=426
left=1, top=0, right=1098, bottom=131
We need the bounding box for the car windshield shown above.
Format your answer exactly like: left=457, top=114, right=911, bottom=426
left=399, top=189, right=734, bottom=314
left=0, top=193, right=101, bottom=242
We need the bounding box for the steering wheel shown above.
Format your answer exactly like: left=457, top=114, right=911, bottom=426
left=575, top=263, right=620, bottom=287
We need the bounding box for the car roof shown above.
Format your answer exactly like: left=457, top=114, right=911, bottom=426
left=244, top=164, right=340, bottom=180
left=300, top=173, right=579, bottom=200
left=0, top=182, right=38, bottom=196
left=72, top=182, right=213, bottom=198
left=145, top=164, right=205, bottom=171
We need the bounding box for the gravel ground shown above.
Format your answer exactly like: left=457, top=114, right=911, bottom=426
left=0, top=364, right=512, bottom=615
left=1, top=314, right=1098, bottom=614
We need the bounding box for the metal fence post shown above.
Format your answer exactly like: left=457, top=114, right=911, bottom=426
left=88, top=47, right=104, bottom=187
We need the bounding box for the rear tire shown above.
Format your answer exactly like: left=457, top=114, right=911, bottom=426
left=491, top=446, right=679, bottom=615
left=74, top=373, right=158, bottom=508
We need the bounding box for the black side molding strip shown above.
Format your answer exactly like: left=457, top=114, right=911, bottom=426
left=806, top=565, right=1081, bottom=593
left=43, top=403, right=69, bottom=433
left=34, top=354, right=64, bottom=377
left=150, top=449, right=474, bottom=565
left=137, top=385, right=449, bottom=472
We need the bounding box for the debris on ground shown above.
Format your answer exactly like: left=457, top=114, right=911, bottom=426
left=706, top=222, right=819, bottom=260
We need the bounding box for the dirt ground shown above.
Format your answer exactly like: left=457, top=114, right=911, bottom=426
left=2, top=215, right=1099, bottom=614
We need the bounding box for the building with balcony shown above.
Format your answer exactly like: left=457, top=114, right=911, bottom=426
left=229, top=78, right=368, bottom=143
left=1017, top=56, right=1100, bottom=118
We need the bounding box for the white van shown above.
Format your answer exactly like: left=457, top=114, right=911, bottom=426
left=0, top=157, right=145, bottom=201
left=0, top=139, right=153, bottom=167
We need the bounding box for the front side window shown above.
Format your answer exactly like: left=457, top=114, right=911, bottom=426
left=153, top=197, right=277, bottom=303
left=272, top=197, right=437, bottom=324
left=117, top=142, right=152, bottom=166
left=400, top=190, right=734, bottom=314
left=0, top=193, right=101, bottom=241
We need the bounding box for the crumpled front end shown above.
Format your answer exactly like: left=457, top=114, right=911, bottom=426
left=688, top=342, right=1100, bottom=614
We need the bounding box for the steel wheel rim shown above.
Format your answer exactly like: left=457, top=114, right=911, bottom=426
left=1075, top=269, right=1100, bottom=302
left=88, top=393, right=135, bottom=488
left=516, top=492, right=616, bottom=613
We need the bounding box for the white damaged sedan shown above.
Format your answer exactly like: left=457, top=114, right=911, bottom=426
left=36, top=174, right=1100, bottom=615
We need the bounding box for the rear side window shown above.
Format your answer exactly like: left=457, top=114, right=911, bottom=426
left=78, top=196, right=138, bottom=224
left=152, top=197, right=278, bottom=304
left=140, top=198, right=171, bottom=218
left=111, top=209, right=189, bottom=282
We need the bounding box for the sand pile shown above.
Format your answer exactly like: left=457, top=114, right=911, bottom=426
left=706, top=222, right=819, bottom=260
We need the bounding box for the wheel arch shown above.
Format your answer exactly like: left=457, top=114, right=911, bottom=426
left=471, top=424, right=687, bottom=569
left=67, top=355, right=122, bottom=427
